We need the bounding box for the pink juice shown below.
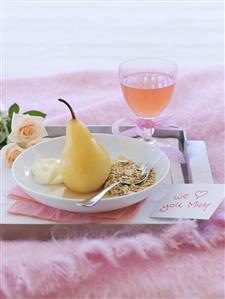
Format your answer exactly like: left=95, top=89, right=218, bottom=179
left=121, top=72, right=175, bottom=118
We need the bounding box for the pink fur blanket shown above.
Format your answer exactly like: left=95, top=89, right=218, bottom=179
left=1, top=68, right=225, bottom=299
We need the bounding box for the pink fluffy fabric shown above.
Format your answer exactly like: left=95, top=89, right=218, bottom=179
left=1, top=214, right=225, bottom=299
left=1, top=68, right=225, bottom=299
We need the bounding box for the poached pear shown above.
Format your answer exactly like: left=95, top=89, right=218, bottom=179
left=58, top=99, right=111, bottom=193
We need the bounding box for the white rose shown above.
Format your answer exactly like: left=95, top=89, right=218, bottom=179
left=1, top=143, right=23, bottom=167
left=8, top=113, right=48, bottom=146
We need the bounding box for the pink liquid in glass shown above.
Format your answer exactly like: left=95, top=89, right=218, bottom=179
left=121, top=72, right=175, bottom=118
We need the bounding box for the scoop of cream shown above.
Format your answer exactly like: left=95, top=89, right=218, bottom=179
left=32, top=159, right=63, bottom=184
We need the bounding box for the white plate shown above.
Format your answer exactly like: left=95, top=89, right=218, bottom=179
left=12, top=134, right=170, bottom=213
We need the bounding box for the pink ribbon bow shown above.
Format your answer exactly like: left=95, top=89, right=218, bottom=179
left=112, top=115, right=186, bottom=164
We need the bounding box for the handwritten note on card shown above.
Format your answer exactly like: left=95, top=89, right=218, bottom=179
left=150, top=184, right=225, bottom=220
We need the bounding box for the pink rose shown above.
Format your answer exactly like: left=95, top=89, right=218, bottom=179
left=8, top=113, right=48, bottom=146
left=1, top=143, right=23, bottom=167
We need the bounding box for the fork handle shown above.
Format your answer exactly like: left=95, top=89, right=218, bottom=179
left=76, top=182, right=120, bottom=207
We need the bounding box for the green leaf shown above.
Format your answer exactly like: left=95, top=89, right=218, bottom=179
left=0, top=140, right=7, bottom=150
left=23, top=110, right=46, bottom=118
left=0, top=132, right=7, bottom=144
left=0, top=112, right=9, bottom=144
left=8, top=103, right=20, bottom=120
left=6, top=117, right=11, bottom=132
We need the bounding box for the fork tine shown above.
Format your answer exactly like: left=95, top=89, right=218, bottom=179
left=142, top=163, right=151, bottom=174
left=139, top=162, right=145, bottom=170
left=140, top=162, right=148, bottom=173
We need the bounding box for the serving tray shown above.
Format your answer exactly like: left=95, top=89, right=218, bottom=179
left=1, top=126, right=213, bottom=240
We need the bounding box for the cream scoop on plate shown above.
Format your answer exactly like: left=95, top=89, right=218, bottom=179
left=32, top=158, right=63, bottom=185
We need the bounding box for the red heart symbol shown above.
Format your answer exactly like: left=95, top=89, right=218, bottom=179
left=195, top=190, right=208, bottom=199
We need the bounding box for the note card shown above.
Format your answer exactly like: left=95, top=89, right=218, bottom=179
left=150, top=184, right=225, bottom=220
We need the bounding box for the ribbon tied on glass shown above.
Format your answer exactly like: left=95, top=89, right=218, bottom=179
left=112, top=115, right=186, bottom=164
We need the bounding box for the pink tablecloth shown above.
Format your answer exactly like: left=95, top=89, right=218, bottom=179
left=1, top=68, right=225, bottom=299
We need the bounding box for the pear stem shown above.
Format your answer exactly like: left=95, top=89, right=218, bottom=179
left=58, top=99, right=76, bottom=119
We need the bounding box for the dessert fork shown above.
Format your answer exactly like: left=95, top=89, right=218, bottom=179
left=76, top=163, right=151, bottom=207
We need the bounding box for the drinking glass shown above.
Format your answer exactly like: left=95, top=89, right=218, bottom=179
left=119, top=58, right=177, bottom=141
